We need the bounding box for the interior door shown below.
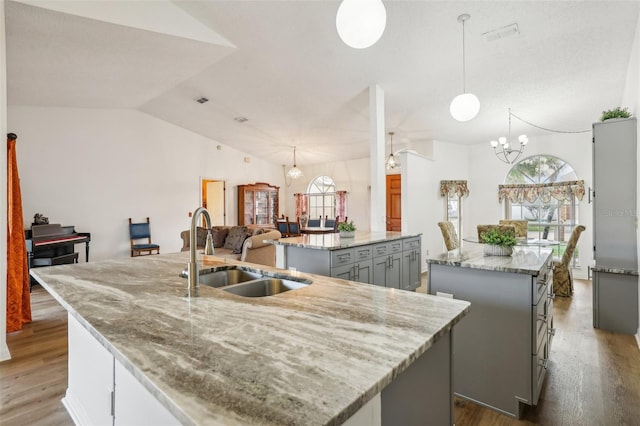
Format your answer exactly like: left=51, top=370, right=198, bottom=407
left=386, top=174, right=401, bottom=231
left=201, top=179, right=225, bottom=226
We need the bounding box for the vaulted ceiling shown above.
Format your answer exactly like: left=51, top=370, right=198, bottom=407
left=6, top=1, right=640, bottom=166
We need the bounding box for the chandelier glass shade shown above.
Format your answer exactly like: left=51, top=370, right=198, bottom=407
left=450, top=13, right=480, bottom=122
left=490, top=108, right=529, bottom=164
left=286, top=146, right=303, bottom=179
left=385, top=131, right=400, bottom=169
left=336, top=0, right=387, bottom=49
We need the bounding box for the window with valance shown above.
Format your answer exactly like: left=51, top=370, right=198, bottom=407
left=440, top=180, right=469, bottom=245
left=294, top=176, right=347, bottom=221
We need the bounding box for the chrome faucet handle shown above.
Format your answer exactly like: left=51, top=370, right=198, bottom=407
left=204, top=231, right=215, bottom=255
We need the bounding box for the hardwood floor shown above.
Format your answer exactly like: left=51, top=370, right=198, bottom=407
left=1, top=280, right=638, bottom=425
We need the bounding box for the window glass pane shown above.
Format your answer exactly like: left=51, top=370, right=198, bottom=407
left=307, top=176, right=337, bottom=220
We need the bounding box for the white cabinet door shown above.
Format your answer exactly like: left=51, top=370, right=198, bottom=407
left=114, top=362, right=180, bottom=426
left=64, top=314, right=114, bottom=426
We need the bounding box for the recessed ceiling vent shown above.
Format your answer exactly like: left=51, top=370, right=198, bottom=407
left=482, top=23, right=519, bottom=42
left=234, top=116, right=248, bottom=123
left=196, top=97, right=209, bottom=104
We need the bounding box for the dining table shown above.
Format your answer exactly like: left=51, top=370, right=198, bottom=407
left=300, top=226, right=336, bottom=235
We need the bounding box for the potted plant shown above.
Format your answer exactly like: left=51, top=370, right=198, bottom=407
left=600, top=107, right=632, bottom=122
left=480, top=227, right=517, bottom=256
left=337, top=221, right=356, bottom=238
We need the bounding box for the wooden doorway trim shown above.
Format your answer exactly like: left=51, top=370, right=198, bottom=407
left=386, top=174, right=401, bottom=231
left=201, top=179, right=226, bottom=226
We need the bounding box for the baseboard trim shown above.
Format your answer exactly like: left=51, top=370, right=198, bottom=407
left=0, top=340, right=11, bottom=362
left=635, top=330, right=640, bottom=349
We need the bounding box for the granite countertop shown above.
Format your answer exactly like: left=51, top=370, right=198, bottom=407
left=270, top=231, right=421, bottom=251
left=427, top=245, right=553, bottom=276
left=591, top=266, right=639, bottom=275
left=32, top=252, right=468, bottom=426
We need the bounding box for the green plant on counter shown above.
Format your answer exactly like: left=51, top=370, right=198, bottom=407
left=337, top=221, right=356, bottom=232
left=480, top=228, right=517, bottom=247
left=600, top=107, right=632, bottom=122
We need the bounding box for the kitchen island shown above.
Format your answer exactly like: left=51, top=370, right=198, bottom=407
left=270, top=231, right=422, bottom=291
left=31, top=251, right=468, bottom=425
left=427, top=246, right=553, bottom=419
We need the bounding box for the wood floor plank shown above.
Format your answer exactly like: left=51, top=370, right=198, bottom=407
left=1, top=280, right=638, bottom=425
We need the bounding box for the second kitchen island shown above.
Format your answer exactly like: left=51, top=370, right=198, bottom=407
left=270, top=231, right=422, bottom=291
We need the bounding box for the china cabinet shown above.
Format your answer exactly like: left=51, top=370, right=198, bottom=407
left=237, top=182, right=279, bottom=227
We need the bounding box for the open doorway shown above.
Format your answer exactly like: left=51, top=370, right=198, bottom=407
left=386, top=174, right=401, bottom=231
left=201, top=179, right=225, bottom=226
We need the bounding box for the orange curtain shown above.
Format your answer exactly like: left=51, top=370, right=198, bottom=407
left=6, top=133, right=31, bottom=332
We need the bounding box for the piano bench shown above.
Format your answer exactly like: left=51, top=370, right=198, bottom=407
left=32, top=252, right=79, bottom=267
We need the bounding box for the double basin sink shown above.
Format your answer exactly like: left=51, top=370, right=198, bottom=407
left=180, top=266, right=311, bottom=297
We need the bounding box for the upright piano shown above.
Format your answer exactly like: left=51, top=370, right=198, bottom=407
left=25, top=224, right=91, bottom=270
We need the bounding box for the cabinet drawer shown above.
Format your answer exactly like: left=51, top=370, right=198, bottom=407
left=331, top=249, right=354, bottom=267
left=388, top=240, right=403, bottom=254
left=533, top=295, right=550, bottom=351
left=534, top=280, right=547, bottom=305
left=353, top=246, right=373, bottom=261
left=532, top=329, right=549, bottom=404
left=402, top=237, right=420, bottom=251
left=373, top=243, right=389, bottom=257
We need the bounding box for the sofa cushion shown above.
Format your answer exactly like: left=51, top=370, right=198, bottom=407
left=224, top=226, right=251, bottom=254
left=211, top=227, right=229, bottom=248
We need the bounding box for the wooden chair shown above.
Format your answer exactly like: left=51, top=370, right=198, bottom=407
left=553, top=225, right=586, bottom=297
left=129, top=217, right=160, bottom=257
left=324, top=216, right=338, bottom=230
left=276, top=218, right=290, bottom=237
left=286, top=217, right=301, bottom=236
left=307, top=217, right=321, bottom=227
left=437, top=221, right=459, bottom=251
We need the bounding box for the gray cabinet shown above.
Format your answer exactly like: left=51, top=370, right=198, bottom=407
left=372, top=241, right=403, bottom=289
left=592, top=117, right=638, bottom=334
left=285, top=236, right=420, bottom=291
left=428, top=255, right=552, bottom=419
left=401, top=237, right=421, bottom=291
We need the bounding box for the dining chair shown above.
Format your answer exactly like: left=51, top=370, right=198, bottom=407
left=307, top=217, right=321, bottom=227
left=276, top=219, right=290, bottom=237
left=499, top=220, right=528, bottom=238
left=129, top=217, right=160, bottom=257
left=553, top=225, right=586, bottom=297
left=286, top=217, right=301, bottom=236
left=324, top=216, right=337, bottom=230
left=437, top=221, right=459, bottom=251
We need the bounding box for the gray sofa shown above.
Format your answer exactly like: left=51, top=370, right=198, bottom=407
left=180, top=226, right=281, bottom=267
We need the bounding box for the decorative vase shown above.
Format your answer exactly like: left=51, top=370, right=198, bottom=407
left=483, top=244, right=513, bottom=256
left=339, top=230, right=355, bottom=238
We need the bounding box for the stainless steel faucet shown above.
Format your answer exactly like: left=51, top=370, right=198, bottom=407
left=187, top=207, right=215, bottom=297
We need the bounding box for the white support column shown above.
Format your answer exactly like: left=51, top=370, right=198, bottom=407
left=369, top=84, right=386, bottom=232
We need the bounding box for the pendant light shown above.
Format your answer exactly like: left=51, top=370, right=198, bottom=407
left=385, top=132, right=400, bottom=169
left=286, top=146, right=303, bottom=179
left=336, top=0, right=387, bottom=49
left=450, top=14, right=480, bottom=122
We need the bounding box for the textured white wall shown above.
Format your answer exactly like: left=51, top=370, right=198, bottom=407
left=1, top=1, right=10, bottom=361
left=9, top=106, right=285, bottom=261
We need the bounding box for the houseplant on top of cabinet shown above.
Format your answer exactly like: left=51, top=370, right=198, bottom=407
left=600, top=107, right=632, bottom=121
left=338, top=221, right=356, bottom=238
left=480, top=227, right=517, bottom=256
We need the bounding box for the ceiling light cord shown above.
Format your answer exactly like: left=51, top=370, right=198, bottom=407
left=510, top=112, right=591, bottom=134
left=461, top=15, right=467, bottom=94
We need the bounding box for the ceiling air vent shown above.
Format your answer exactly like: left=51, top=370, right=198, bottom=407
left=196, top=97, right=209, bottom=104
left=482, top=23, right=519, bottom=42
left=234, top=116, right=248, bottom=123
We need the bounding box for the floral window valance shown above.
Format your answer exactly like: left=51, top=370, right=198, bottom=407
left=440, top=180, right=469, bottom=198
left=498, top=180, right=585, bottom=203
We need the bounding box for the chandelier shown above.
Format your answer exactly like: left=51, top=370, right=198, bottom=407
left=450, top=13, right=480, bottom=122
left=286, top=146, right=303, bottom=179
left=490, top=108, right=528, bottom=164
left=385, top=131, right=400, bottom=169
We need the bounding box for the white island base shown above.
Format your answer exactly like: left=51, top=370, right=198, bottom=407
left=64, top=313, right=454, bottom=426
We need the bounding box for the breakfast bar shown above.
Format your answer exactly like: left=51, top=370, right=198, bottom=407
left=31, top=251, right=469, bottom=425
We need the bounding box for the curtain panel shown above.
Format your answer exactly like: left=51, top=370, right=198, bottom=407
left=498, top=180, right=586, bottom=204
left=336, top=191, right=348, bottom=221
left=7, top=133, right=32, bottom=332
left=440, top=180, right=470, bottom=198
left=293, top=193, right=308, bottom=219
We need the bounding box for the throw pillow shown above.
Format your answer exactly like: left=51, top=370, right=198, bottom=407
left=224, top=226, right=250, bottom=254
left=211, top=228, right=229, bottom=248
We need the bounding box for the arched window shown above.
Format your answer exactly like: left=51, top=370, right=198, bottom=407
left=504, top=155, right=581, bottom=266
left=307, top=176, right=336, bottom=220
